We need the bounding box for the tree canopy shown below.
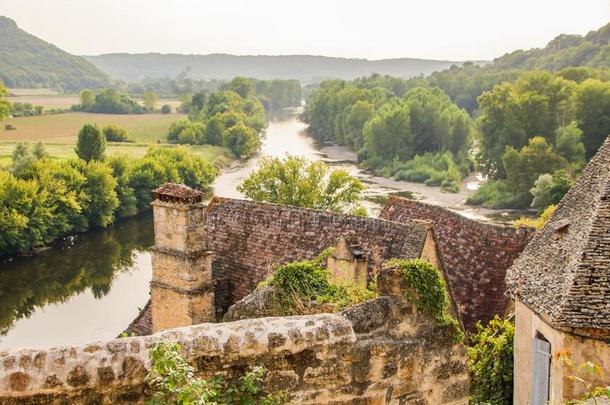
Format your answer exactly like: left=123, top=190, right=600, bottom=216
left=238, top=155, right=364, bottom=213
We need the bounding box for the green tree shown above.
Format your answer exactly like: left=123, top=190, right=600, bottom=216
left=0, top=82, right=10, bottom=120
left=102, top=124, right=129, bottom=142
left=203, top=116, right=224, bottom=145
left=80, top=161, right=119, bottom=228
left=238, top=155, right=364, bottom=213
left=223, top=122, right=260, bottom=158
left=363, top=100, right=412, bottom=162
left=530, top=170, right=573, bottom=211
left=142, top=91, right=157, bottom=112
left=555, top=123, right=585, bottom=167
left=228, top=76, right=254, bottom=99
left=572, top=79, right=610, bottom=158
left=79, top=89, right=96, bottom=109
left=11, top=143, right=36, bottom=177
left=502, top=137, right=567, bottom=207
left=32, top=142, right=47, bottom=159
left=160, top=104, right=172, bottom=114
left=75, top=124, right=106, bottom=162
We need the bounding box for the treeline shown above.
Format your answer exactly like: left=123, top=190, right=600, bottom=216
left=72, top=88, right=150, bottom=114
left=492, top=22, right=610, bottom=71
left=468, top=69, right=610, bottom=209
left=302, top=75, right=475, bottom=192
left=0, top=138, right=217, bottom=257
left=168, top=77, right=269, bottom=158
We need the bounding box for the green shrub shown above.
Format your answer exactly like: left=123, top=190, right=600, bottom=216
left=146, top=343, right=286, bottom=405
left=265, top=254, right=377, bottom=315
left=466, top=180, right=531, bottom=209
left=160, top=104, right=172, bottom=114
left=468, top=316, right=514, bottom=405
left=387, top=258, right=463, bottom=342
left=5, top=124, right=15, bottom=130
left=102, top=124, right=129, bottom=142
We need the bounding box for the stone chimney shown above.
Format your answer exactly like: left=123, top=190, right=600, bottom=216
left=150, top=183, right=214, bottom=333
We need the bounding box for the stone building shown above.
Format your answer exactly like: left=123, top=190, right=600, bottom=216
left=0, top=181, right=534, bottom=403
left=506, top=138, right=610, bottom=405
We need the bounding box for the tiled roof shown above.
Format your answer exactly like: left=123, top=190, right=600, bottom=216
left=506, top=137, right=610, bottom=334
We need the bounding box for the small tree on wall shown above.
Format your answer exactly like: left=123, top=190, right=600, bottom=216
left=75, top=123, right=106, bottom=162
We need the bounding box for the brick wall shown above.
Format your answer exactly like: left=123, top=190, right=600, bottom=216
left=380, top=197, right=534, bottom=331
left=205, top=197, right=431, bottom=317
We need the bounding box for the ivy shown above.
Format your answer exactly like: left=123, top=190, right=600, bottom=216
left=467, top=316, right=514, bottom=405
left=387, top=258, right=464, bottom=342
left=146, top=343, right=286, bottom=405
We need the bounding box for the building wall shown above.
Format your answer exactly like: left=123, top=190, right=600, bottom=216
left=205, top=197, right=430, bottom=317
left=0, top=268, right=469, bottom=405
left=514, top=301, right=610, bottom=404
left=380, top=197, right=534, bottom=331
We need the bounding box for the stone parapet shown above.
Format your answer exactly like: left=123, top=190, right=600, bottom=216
left=0, top=267, right=469, bottom=404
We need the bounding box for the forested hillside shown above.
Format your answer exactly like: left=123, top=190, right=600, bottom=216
left=83, top=53, right=465, bottom=84
left=0, top=17, right=111, bottom=90
left=492, top=22, right=610, bottom=71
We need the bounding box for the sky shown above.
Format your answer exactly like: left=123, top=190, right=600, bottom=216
left=1, top=0, right=609, bottom=61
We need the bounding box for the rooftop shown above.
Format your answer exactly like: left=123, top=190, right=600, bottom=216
left=506, top=137, right=610, bottom=335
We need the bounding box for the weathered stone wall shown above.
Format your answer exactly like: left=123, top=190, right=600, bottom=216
left=380, top=197, right=534, bottom=331
left=205, top=197, right=432, bottom=317
left=0, top=269, right=468, bottom=405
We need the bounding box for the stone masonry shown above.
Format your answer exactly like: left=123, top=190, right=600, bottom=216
left=380, top=197, right=534, bottom=331
left=0, top=264, right=468, bottom=404
left=150, top=184, right=215, bottom=332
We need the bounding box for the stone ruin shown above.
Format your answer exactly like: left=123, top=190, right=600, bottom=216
left=0, top=183, right=534, bottom=404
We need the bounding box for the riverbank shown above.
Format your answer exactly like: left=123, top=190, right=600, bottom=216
left=317, top=144, right=526, bottom=223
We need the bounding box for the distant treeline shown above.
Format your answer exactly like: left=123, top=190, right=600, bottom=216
left=303, top=65, right=610, bottom=208
left=72, top=88, right=148, bottom=114
left=302, top=75, right=475, bottom=192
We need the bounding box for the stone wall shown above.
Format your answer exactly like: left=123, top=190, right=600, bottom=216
left=205, top=197, right=432, bottom=317
left=380, top=197, right=534, bottom=331
left=0, top=268, right=468, bottom=405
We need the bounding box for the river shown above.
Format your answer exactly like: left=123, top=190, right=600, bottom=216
left=0, top=112, right=511, bottom=349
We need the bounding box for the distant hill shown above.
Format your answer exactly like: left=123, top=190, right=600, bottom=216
left=83, top=53, right=469, bottom=84
left=492, top=22, right=610, bottom=70
left=0, top=16, right=111, bottom=91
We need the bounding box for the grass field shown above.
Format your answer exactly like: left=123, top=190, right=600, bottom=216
left=1, top=112, right=182, bottom=143
left=6, top=94, right=79, bottom=110
left=0, top=141, right=234, bottom=170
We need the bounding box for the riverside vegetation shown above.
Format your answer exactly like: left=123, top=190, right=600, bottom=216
left=167, top=77, right=302, bottom=158
left=0, top=123, right=217, bottom=256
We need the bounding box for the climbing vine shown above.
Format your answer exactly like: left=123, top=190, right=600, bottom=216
left=387, top=258, right=463, bottom=342
left=467, top=316, right=514, bottom=405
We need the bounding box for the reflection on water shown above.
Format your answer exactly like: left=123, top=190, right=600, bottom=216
left=0, top=213, right=153, bottom=349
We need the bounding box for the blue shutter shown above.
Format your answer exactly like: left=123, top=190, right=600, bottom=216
left=531, top=337, right=551, bottom=405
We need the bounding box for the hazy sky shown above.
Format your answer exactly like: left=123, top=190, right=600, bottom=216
left=1, top=0, right=609, bottom=60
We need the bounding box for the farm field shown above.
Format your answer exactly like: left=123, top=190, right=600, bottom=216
left=6, top=94, right=79, bottom=110
left=1, top=112, right=182, bottom=143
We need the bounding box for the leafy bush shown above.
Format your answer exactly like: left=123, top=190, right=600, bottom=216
left=368, top=152, right=465, bottom=192
left=514, top=204, right=556, bottom=229
left=265, top=254, right=377, bottom=315
left=146, top=343, right=286, bottom=405
left=468, top=316, right=514, bottom=405
left=103, top=124, right=130, bottom=142
left=5, top=124, right=15, bottom=130
left=387, top=258, right=463, bottom=342
left=160, top=104, right=172, bottom=114
left=466, top=180, right=531, bottom=209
